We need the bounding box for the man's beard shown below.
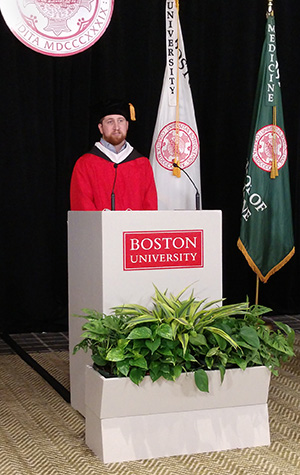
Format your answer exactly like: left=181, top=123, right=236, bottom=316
left=104, top=131, right=126, bottom=146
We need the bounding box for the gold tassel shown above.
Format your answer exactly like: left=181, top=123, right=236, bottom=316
left=173, top=121, right=181, bottom=177
left=270, top=156, right=278, bottom=179
left=129, top=103, right=136, bottom=121
left=173, top=158, right=181, bottom=177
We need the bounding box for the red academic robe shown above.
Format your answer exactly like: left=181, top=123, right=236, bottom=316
left=70, top=146, right=157, bottom=211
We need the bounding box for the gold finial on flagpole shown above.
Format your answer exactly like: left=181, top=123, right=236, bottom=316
left=267, top=0, right=273, bottom=17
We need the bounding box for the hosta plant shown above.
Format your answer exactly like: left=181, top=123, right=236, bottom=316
left=73, top=286, right=295, bottom=392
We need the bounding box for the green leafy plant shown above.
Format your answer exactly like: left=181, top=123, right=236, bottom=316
left=73, top=286, right=295, bottom=392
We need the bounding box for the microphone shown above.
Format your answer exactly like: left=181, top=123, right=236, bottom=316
left=173, top=162, right=201, bottom=210
left=111, top=164, right=118, bottom=210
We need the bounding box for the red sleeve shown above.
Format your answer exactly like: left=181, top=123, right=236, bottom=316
left=70, top=156, right=97, bottom=211
left=142, top=159, right=158, bottom=210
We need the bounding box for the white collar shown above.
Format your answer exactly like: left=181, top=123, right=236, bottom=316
left=95, top=141, right=133, bottom=164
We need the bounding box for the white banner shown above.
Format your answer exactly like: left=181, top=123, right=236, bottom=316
left=149, top=0, right=201, bottom=210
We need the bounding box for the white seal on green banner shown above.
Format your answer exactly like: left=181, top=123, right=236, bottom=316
left=252, top=124, right=287, bottom=172
left=0, top=0, right=114, bottom=57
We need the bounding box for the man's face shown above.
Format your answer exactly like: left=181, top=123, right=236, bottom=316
left=98, top=114, right=129, bottom=147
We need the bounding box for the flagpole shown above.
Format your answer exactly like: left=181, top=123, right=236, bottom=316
left=173, top=0, right=181, bottom=178
left=254, top=0, right=272, bottom=303
left=255, top=275, right=259, bottom=305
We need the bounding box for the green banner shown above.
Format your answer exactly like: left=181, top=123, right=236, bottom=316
left=237, top=13, right=295, bottom=283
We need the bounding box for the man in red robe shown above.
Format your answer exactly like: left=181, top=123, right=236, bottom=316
left=70, top=100, right=157, bottom=211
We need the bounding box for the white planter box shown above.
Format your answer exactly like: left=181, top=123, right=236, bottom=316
left=85, top=365, right=271, bottom=463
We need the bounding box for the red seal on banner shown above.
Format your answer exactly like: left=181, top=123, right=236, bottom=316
left=155, top=121, right=199, bottom=171
left=252, top=125, right=287, bottom=172
left=0, top=0, right=114, bottom=57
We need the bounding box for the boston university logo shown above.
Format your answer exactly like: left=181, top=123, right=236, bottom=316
left=0, top=0, right=114, bottom=56
left=123, top=230, right=204, bottom=271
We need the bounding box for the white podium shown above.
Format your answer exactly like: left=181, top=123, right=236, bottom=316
left=68, top=210, right=222, bottom=416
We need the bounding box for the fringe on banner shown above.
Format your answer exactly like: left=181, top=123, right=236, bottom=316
left=237, top=237, right=295, bottom=283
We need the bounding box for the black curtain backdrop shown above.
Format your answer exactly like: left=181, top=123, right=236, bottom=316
left=1, top=1, right=300, bottom=332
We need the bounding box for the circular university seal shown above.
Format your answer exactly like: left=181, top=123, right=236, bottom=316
left=252, top=124, right=287, bottom=172
left=155, top=121, right=199, bottom=171
left=0, top=0, right=114, bottom=57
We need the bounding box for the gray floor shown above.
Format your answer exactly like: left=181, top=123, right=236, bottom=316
left=0, top=332, right=69, bottom=354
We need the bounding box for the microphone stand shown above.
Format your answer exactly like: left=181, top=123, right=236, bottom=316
left=173, top=162, right=200, bottom=210
left=111, top=164, right=118, bottom=210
